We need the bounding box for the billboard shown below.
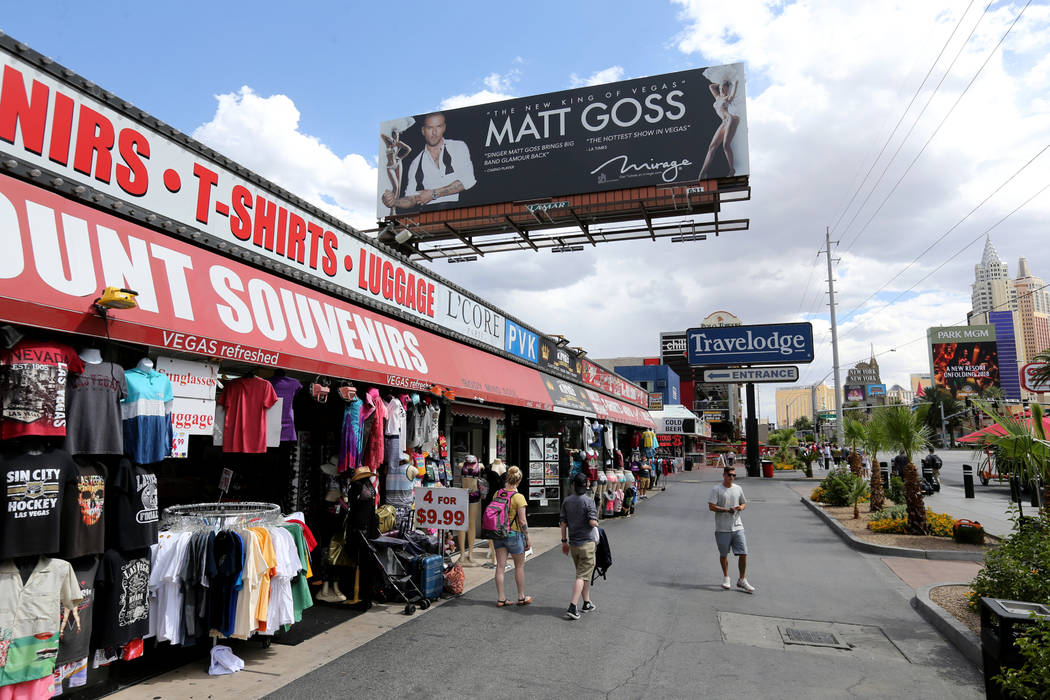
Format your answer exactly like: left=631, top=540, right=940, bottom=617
left=865, top=384, right=886, bottom=397
left=845, top=385, right=866, bottom=402
left=686, top=323, right=814, bottom=366
left=377, top=64, right=748, bottom=217
left=928, top=326, right=1000, bottom=400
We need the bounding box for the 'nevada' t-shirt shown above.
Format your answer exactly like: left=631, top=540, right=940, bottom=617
left=0, top=447, right=77, bottom=558
left=0, top=340, right=84, bottom=439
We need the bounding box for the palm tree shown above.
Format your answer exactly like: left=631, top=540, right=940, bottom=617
left=847, top=475, right=870, bottom=520
left=861, top=415, right=887, bottom=512
left=767, top=427, right=799, bottom=465
left=843, top=417, right=865, bottom=477
left=1029, top=350, right=1050, bottom=388
left=881, top=406, right=933, bottom=535
left=919, top=387, right=962, bottom=446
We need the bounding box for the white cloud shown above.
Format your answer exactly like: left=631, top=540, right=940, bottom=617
left=440, top=68, right=522, bottom=109
left=191, top=87, right=378, bottom=230
left=569, top=66, right=626, bottom=87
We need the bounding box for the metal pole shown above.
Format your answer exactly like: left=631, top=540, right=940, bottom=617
left=825, top=227, right=845, bottom=446
left=940, top=403, right=948, bottom=448
left=745, top=382, right=759, bottom=477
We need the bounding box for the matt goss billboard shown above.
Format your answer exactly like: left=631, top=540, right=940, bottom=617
left=377, top=63, right=749, bottom=217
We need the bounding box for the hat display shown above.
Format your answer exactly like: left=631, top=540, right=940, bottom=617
left=350, top=466, right=376, bottom=481
left=406, top=465, right=419, bottom=481
left=464, top=454, right=478, bottom=464
left=319, top=455, right=339, bottom=476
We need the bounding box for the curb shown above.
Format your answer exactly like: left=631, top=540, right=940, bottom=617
left=912, top=582, right=983, bottom=669
left=798, top=497, right=987, bottom=562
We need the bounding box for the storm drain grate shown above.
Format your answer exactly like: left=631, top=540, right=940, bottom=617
left=779, top=626, right=851, bottom=650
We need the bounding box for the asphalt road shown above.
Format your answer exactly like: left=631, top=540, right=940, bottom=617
left=266, top=470, right=983, bottom=699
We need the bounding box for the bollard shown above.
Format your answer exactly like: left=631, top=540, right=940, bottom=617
left=880, top=462, right=890, bottom=488
left=963, top=464, right=975, bottom=499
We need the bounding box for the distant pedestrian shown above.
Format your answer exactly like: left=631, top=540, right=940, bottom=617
left=727, top=451, right=736, bottom=467
left=561, top=473, right=599, bottom=620
left=892, top=451, right=908, bottom=479
left=822, top=444, right=832, bottom=470
left=638, top=460, right=651, bottom=499
left=708, top=465, right=754, bottom=593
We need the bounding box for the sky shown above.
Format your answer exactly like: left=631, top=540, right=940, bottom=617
left=4, top=0, right=1050, bottom=423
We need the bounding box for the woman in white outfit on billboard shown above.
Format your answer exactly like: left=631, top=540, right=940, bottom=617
left=699, top=64, right=745, bottom=179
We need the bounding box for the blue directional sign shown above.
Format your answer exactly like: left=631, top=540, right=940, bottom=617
left=686, top=323, right=814, bottom=366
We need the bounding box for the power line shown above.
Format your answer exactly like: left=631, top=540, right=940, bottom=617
left=841, top=0, right=1032, bottom=253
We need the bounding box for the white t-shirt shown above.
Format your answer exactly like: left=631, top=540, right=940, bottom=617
left=261, top=527, right=299, bottom=634
left=149, top=530, right=192, bottom=644
left=708, top=483, right=746, bottom=532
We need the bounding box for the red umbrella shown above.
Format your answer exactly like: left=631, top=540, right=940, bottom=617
left=957, top=416, right=1050, bottom=443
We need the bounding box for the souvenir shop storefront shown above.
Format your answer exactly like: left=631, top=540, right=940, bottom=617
left=649, top=404, right=709, bottom=470
left=0, top=173, right=654, bottom=696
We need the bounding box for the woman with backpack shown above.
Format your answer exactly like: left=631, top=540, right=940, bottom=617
left=485, top=466, right=532, bottom=607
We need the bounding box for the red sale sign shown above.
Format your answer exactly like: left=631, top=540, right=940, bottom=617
left=0, top=173, right=555, bottom=410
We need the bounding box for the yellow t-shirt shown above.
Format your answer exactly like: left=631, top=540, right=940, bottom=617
left=508, top=492, right=527, bottom=532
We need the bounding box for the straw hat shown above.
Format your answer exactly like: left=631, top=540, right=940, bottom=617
left=406, top=465, right=419, bottom=481
left=350, top=466, right=376, bottom=482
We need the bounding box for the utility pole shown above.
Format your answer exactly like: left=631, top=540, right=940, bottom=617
left=823, top=227, right=845, bottom=446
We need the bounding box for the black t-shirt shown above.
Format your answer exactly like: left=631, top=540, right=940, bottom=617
left=105, top=459, right=158, bottom=550
left=60, top=459, right=107, bottom=558
left=57, top=555, right=100, bottom=663
left=93, top=548, right=151, bottom=648
left=206, top=530, right=242, bottom=637
left=0, top=446, right=77, bottom=558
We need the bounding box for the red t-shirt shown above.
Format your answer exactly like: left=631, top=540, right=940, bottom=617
left=0, top=340, right=85, bottom=438
left=218, top=377, right=278, bottom=453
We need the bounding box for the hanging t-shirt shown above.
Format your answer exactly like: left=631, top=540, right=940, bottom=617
left=278, top=524, right=313, bottom=624
left=56, top=557, right=100, bottom=666
left=60, top=459, right=107, bottom=559
left=65, top=362, right=127, bottom=455
left=0, top=557, right=82, bottom=687
left=217, top=377, right=278, bottom=453
left=206, top=530, right=243, bottom=637
left=0, top=447, right=77, bottom=559
left=261, top=527, right=298, bottom=634
left=267, top=375, right=301, bottom=442
left=148, top=530, right=193, bottom=645
left=105, top=459, right=158, bottom=551
left=121, top=368, right=174, bottom=464
left=93, top=549, right=151, bottom=648
left=0, top=340, right=84, bottom=439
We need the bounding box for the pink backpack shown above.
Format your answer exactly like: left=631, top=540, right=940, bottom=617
left=481, top=488, right=515, bottom=539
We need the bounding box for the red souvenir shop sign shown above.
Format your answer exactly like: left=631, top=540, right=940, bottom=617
left=584, top=389, right=656, bottom=430
left=581, top=358, right=648, bottom=408
left=0, top=173, right=556, bottom=410
left=657, top=434, right=684, bottom=448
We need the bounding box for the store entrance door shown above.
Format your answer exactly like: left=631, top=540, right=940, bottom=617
left=451, top=415, right=489, bottom=466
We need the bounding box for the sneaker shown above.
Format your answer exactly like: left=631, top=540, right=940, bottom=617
left=737, top=578, right=755, bottom=593
left=565, top=604, right=580, bottom=620
left=721, top=576, right=732, bottom=589
left=581, top=601, right=596, bottom=613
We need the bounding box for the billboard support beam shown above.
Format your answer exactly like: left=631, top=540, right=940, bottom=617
left=442, top=223, right=484, bottom=257
left=569, top=210, right=597, bottom=247
left=503, top=216, right=538, bottom=251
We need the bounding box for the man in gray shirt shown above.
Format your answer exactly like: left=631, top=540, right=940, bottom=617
left=708, top=465, right=755, bottom=593
left=560, top=472, right=599, bottom=620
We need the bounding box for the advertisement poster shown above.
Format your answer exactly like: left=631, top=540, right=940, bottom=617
left=378, top=64, right=749, bottom=217
left=538, top=338, right=583, bottom=382
left=528, top=462, right=545, bottom=486
left=929, top=326, right=1000, bottom=400
left=529, top=487, right=545, bottom=501
left=845, top=385, right=866, bottom=402
left=528, top=438, right=544, bottom=462
left=544, top=463, right=560, bottom=479
left=544, top=438, right=559, bottom=462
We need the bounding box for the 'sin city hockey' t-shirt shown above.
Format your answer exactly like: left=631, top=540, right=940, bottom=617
left=0, top=340, right=84, bottom=439
left=65, top=362, right=127, bottom=455
left=105, top=459, right=158, bottom=551
left=0, top=447, right=77, bottom=558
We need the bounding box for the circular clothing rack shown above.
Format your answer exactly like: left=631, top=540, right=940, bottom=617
left=163, top=501, right=281, bottom=527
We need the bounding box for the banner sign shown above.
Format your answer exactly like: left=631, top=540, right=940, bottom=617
left=504, top=319, right=539, bottom=364
left=0, top=47, right=512, bottom=351
left=1021, top=363, right=1050, bottom=393
left=377, top=63, right=748, bottom=217
left=156, top=357, right=219, bottom=400
left=538, top=337, right=583, bottom=382
left=0, top=172, right=561, bottom=411
left=648, top=393, right=664, bottom=411
left=583, top=389, right=656, bottom=429
left=687, top=323, right=814, bottom=366
left=928, top=325, right=1000, bottom=400
left=581, top=359, right=648, bottom=408
left=542, top=374, right=595, bottom=415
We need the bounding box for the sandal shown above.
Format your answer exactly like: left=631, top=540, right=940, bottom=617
left=517, top=596, right=533, bottom=606
left=496, top=600, right=510, bottom=607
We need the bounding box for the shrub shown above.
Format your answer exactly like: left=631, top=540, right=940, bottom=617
left=869, top=504, right=907, bottom=521
left=869, top=517, right=907, bottom=534
left=868, top=509, right=954, bottom=537
left=885, top=476, right=905, bottom=505
left=810, top=486, right=825, bottom=502
left=995, top=616, right=1050, bottom=699
left=969, top=513, right=1050, bottom=611
left=819, top=468, right=857, bottom=507
left=926, top=511, right=955, bottom=538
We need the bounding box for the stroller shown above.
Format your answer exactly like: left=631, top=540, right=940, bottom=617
left=361, top=532, right=431, bottom=615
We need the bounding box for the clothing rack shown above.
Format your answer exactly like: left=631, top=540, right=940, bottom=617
left=162, top=502, right=282, bottom=530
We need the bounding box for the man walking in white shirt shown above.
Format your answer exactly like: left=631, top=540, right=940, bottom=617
left=708, top=465, right=755, bottom=593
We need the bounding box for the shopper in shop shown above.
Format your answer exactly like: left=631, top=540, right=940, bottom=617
left=489, top=466, right=532, bottom=607
left=708, top=465, right=755, bottom=593
left=561, top=472, right=598, bottom=620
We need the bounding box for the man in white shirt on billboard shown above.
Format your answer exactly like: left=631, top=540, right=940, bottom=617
left=381, top=112, right=476, bottom=212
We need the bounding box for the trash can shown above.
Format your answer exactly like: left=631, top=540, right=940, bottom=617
left=980, top=597, right=1050, bottom=699
left=761, top=459, right=774, bottom=478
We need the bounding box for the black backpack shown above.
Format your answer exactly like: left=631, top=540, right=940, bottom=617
left=591, top=527, right=612, bottom=585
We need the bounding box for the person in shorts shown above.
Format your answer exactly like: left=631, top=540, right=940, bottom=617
left=492, top=466, right=532, bottom=607
left=638, top=460, right=651, bottom=499
left=560, top=472, right=599, bottom=620
left=708, top=465, right=755, bottom=593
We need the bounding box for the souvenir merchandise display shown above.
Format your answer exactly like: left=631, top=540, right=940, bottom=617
left=60, top=459, right=107, bottom=559
left=105, top=459, right=158, bottom=552
left=54, top=556, right=100, bottom=691
left=66, top=361, right=127, bottom=455
left=93, top=548, right=152, bottom=649
left=267, top=372, right=302, bottom=443
left=217, top=376, right=279, bottom=454
left=0, top=445, right=77, bottom=559
left=122, top=363, right=174, bottom=464
left=0, top=339, right=85, bottom=440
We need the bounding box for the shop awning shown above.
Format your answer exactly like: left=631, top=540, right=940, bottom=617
left=649, top=404, right=710, bottom=436
left=584, top=389, right=657, bottom=429
left=449, top=400, right=505, bottom=420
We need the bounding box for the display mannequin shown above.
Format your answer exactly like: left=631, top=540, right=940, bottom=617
left=136, top=357, right=154, bottom=371
left=318, top=458, right=347, bottom=603
left=457, top=455, right=482, bottom=566
left=79, top=347, right=103, bottom=364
